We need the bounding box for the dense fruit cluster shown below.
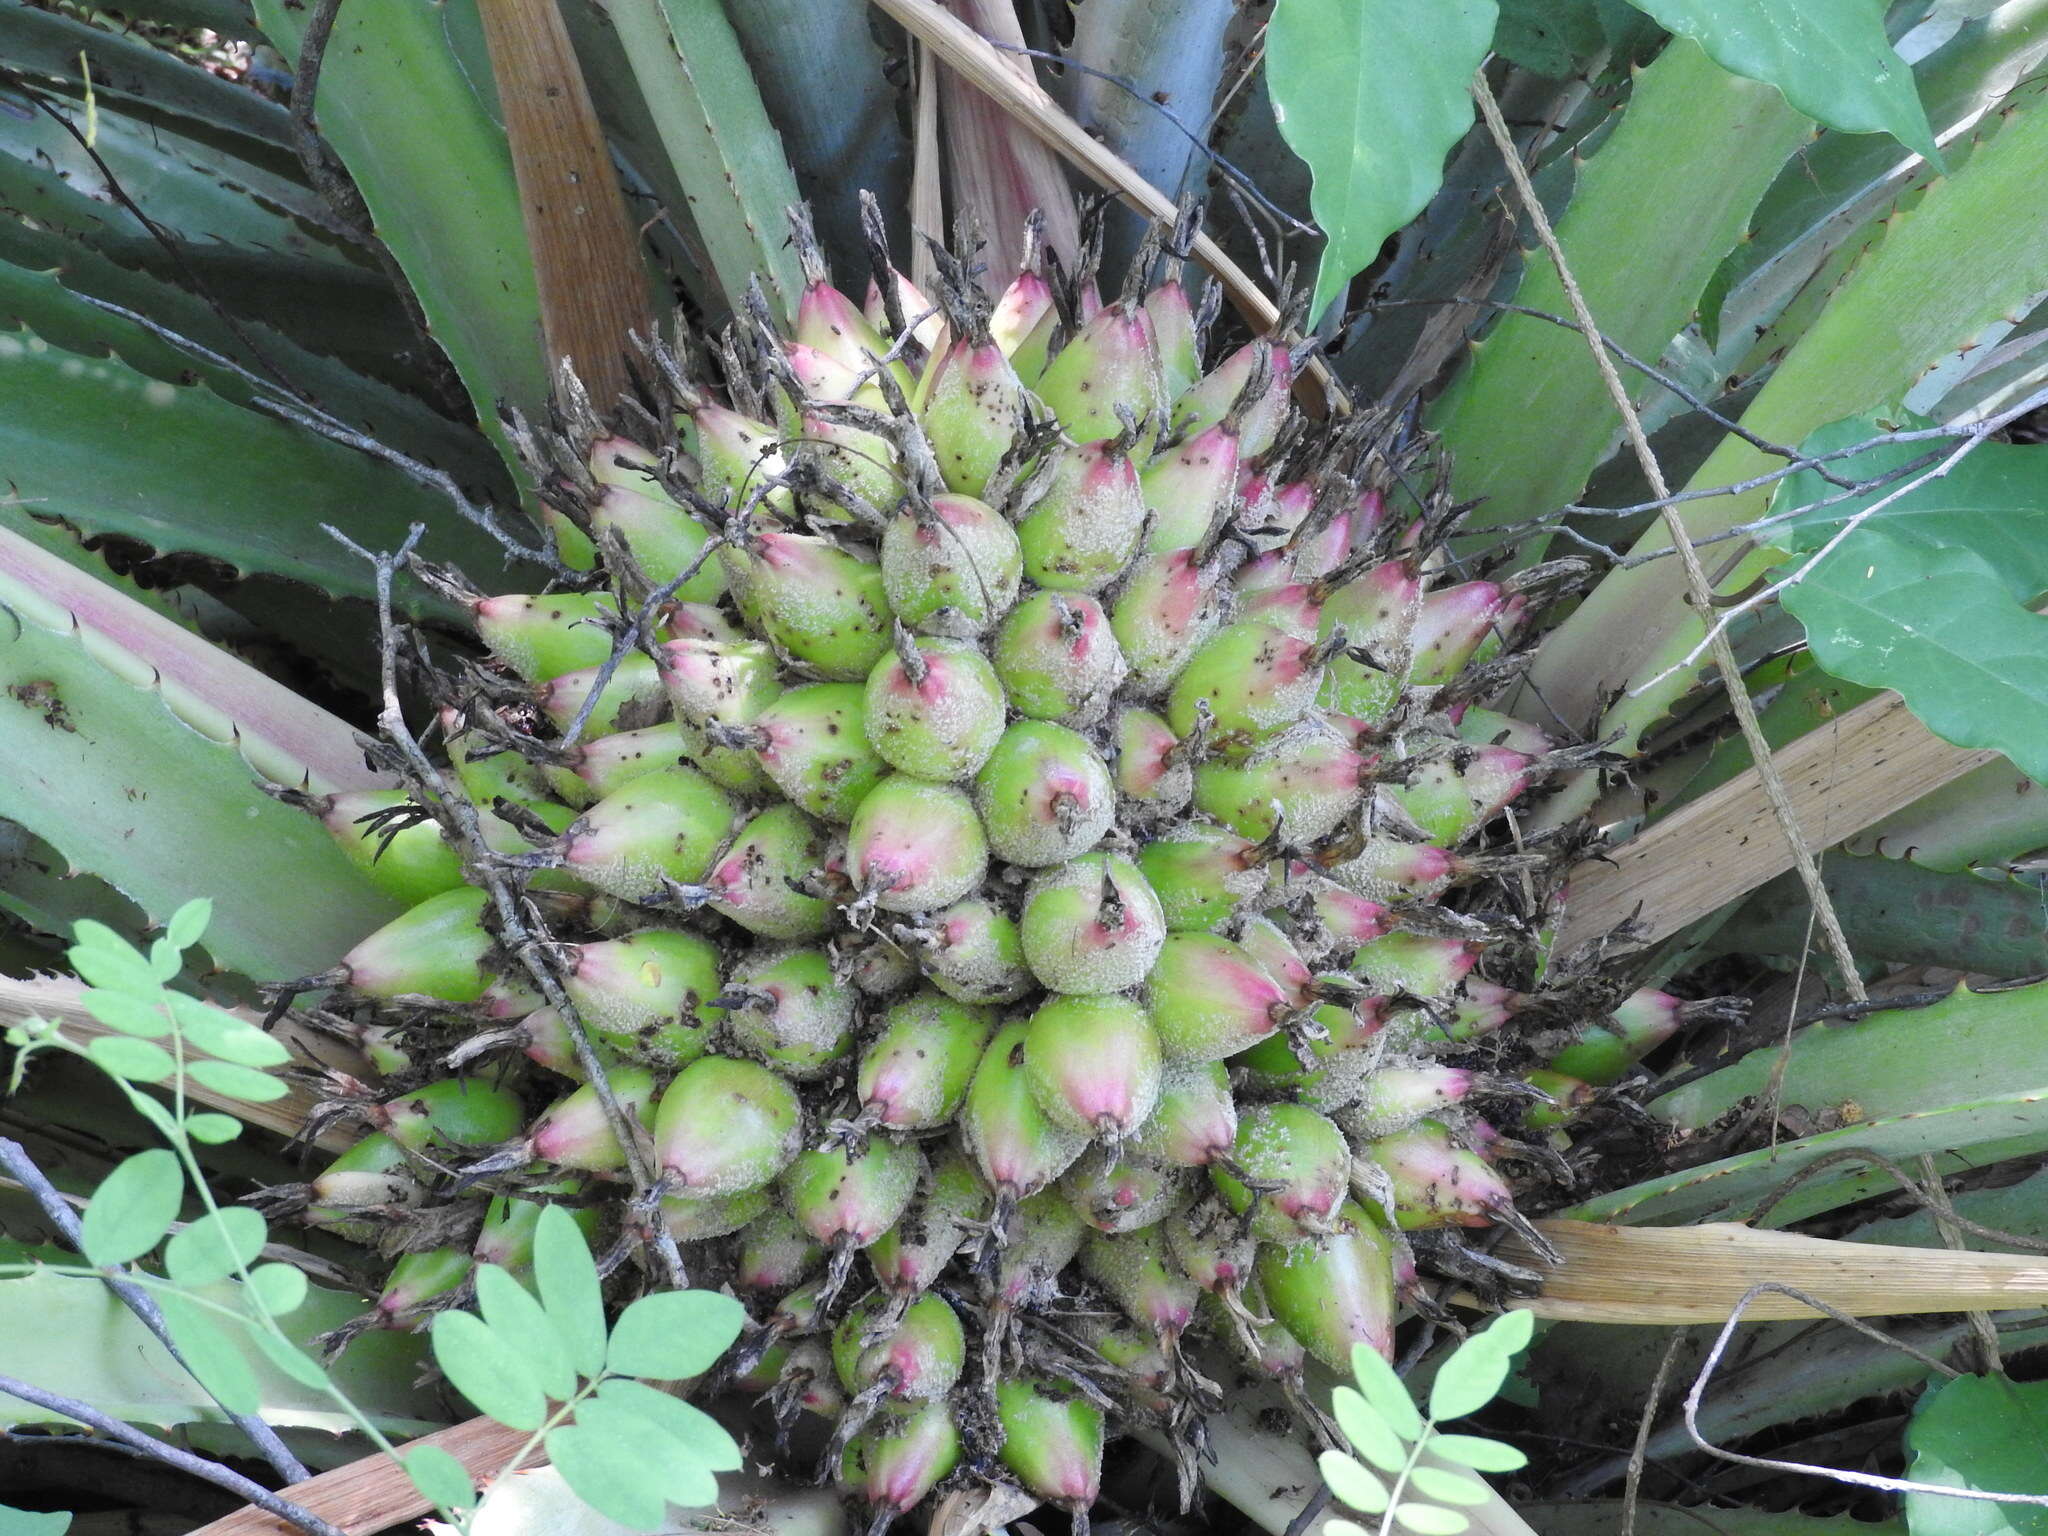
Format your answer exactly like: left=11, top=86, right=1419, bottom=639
left=267, top=209, right=1682, bottom=1531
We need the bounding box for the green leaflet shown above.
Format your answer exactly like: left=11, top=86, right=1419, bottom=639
left=248, top=0, right=546, bottom=470
left=1434, top=38, right=1811, bottom=550
left=0, top=1268, right=439, bottom=1438
left=0, top=319, right=519, bottom=603
left=602, top=0, right=806, bottom=326
left=1784, top=532, right=2048, bottom=784
left=1266, top=0, right=1498, bottom=320
left=0, top=527, right=402, bottom=979
left=1906, top=1374, right=2048, bottom=1536
left=1657, top=979, right=2048, bottom=1130
left=1621, top=0, right=1941, bottom=165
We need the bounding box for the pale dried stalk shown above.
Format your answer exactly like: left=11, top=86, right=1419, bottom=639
left=1469, top=73, right=1863, bottom=995
left=1490, top=1220, right=2048, bottom=1324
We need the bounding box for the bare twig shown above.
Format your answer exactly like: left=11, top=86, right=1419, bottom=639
left=0, top=1138, right=311, bottom=1486
left=1471, top=72, right=1866, bottom=1001
left=0, top=1373, right=345, bottom=1536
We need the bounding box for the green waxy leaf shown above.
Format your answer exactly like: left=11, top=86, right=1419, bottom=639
left=533, top=1204, right=607, bottom=1379
left=1428, top=1434, right=1529, bottom=1473
left=1397, top=1502, right=1472, bottom=1535
left=1267, top=0, right=1498, bottom=318
left=406, top=1445, right=479, bottom=1515
left=430, top=1311, right=547, bottom=1431
left=184, top=1060, right=289, bottom=1103
left=1333, top=1385, right=1410, bottom=1473
left=474, top=1265, right=576, bottom=1404
left=1621, top=0, right=1940, bottom=165
left=245, top=1263, right=309, bottom=1318
left=1353, top=1341, right=1426, bottom=1440
left=165, top=1207, right=267, bottom=1287
left=605, top=1289, right=747, bottom=1380
left=1906, top=1373, right=2048, bottom=1536
left=79, top=1150, right=182, bottom=1266
left=1321, top=1450, right=1392, bottom=1515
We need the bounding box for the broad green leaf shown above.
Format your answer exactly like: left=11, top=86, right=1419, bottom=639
left=594, top=1380, right=743, bottom=1471
left=80, top=991, right=170, bottom=1039
left=1905, top=1374, right=2048, bottom=1536
left=248, top=0, right=548, bottom=477
left=430, top=1311, right=547, bottom=1431
left=1333, top=1385, right=1410, bottom=1472
left=166, top=994, right=292, bottom=1068
left=1435, top=37, right=1810, bottom=551
left=165, top=900, right=212, bottom=952
left=165, top=1207, right=267, bottom=1287
left=1396, top=1502, right=1472, bottom=1535
left=1523, top=82, right=2048, bottom=763
left=0, top=1268, right=438, bottom=1435
left=1353, top=1341, right=1426, bottom=1440
left=1430, top=1334, right=1515, bottom=1421
left=157, top=1293, right=261, bottom=1415
left=570, top=1394, right=721, bottom=1507
left=534, top=1205, right=608, bottom=1380
left=1493, top=0, right=1604, bottom=76
left=79, top=1150, right=182, bottom=1266
left=1622, top=0, right=1940, bottom=164
left=545, top=1421, right=677, bottom=1532
left=245, top=1263, right=309, bottom=1318
left=185, top=1060, right=290, bottom=1103
left=1320, top=1450, right=1392, bottom=1515
left=1429, top=1434, right=1529, bottom=1473
left=1659, top=980, right=2048, bottom=1131
left=1267, top=0, right=1498, bottom=319
left=185, top=1114, right=243, bottom=1145
left=601, top=0, right=805, bottom=324
left=474, top=1265, right=576, bottom=1404
left=1411, top=1466, right=1492, bottom=1506
left=0, top=528, right=404, bottom=981
left=0, top=1503, right=71, bottom=1535
left=406, top=1445, right=480, bottom=1515
left=1782, top=532, right=2048, bottom=784
left=605, top=1289, right=747, bottom=1380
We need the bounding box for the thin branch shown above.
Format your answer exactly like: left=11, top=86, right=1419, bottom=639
left=1470, top=72, right=1867, bottom=1002
left=0, top=1138, right=310, bottom=1486
left=1681, top=1283, right=2048, bottom=1507
left=0, top=1373, right=346, bottom=1536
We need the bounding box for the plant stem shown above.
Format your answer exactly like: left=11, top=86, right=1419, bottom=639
left=0, top=1372, right=346, bottom=1536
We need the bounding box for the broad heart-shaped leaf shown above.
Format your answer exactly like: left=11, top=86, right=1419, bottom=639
left=1773, top=420, right=2048, bottom=602
left=1267, top=0, right=1498, bottom=319
left=1781, top=529, right=2048, bottom=784
left=605, top=1289, right=747, bottom=1381
left=1905, top=1374, right=2048, bottom=1536
left=533, top=1204, right=608, bottom=1380
left=430, top=1311, right=547, bottom=1431
left=1621, top=0, right=1940, bottom=164
left=78, top=1150, right=183, bottom=1267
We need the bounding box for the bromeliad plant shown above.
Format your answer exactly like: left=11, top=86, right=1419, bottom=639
left=7, top=0, right=2048, bottom=1534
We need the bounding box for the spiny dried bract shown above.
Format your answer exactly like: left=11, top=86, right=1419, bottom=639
left=269, top=205, right=1650, bottom=1534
